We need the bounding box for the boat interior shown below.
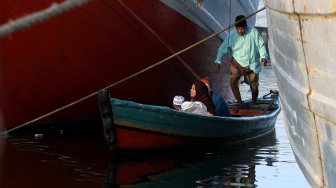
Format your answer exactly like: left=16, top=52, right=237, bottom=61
left=228, top=102, right=278, bottom=117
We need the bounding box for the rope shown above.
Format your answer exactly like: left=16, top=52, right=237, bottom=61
left=0, top=7, right=266, bottom=136
left=115, top=0, right=200, bottom=79
left=0, top=0, right=90, bottom=38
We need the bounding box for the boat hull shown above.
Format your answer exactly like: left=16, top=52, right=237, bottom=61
left=111, top=125, right=275, bottom=150
left=266, top=1, right=336, bottom=187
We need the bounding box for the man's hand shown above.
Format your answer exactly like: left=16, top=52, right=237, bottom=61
left=261, top=58, right=267, bottom=66
left=215, top=63, right=221, bottom=72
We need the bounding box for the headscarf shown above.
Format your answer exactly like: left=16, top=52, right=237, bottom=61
left=191, top=80, right=215, bottom=115
left=200, top=76, right=213, bottom=96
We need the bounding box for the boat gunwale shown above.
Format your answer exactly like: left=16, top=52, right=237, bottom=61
left=110, top=97, right=281, bottom=123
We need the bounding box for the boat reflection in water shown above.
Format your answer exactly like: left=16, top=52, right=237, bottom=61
left=102, top=131, right=278, bottom=187
left=0, top=126, right=277, bottom=188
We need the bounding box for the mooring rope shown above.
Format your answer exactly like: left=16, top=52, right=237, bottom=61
left=116, top=0, right=200, bottom=79
left=0, top=0, right=90, bottom=38
left=0, top=7, right=266, bottom=136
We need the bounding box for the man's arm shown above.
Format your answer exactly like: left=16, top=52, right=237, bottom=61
left=254, top=28, right=268, bottom=66
left=215, top=39, right=229, bottom=71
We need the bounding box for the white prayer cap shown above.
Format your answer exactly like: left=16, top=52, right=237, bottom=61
left=173, top=96, right=185, bottom=106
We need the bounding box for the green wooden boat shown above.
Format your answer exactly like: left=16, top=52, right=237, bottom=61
left=98, top=89, right=280, bottom=150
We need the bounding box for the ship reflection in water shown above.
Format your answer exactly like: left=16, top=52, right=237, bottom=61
left=0, top=65, right=309, bottom=188
left=196, top=165, right=257, bottom=187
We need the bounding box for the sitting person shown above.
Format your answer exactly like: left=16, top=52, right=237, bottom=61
left=201, top=76, right=230, bottom=117
left=172, top=95, right=185, bottom=110
left=173, top=95, right=208, bottom=115
left=181, top=80, right=215, bottom=115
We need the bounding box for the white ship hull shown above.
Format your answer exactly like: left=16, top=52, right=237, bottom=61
left=161, top=0, right=259, bottom=40
left=266, top=1, right=336, bottom=187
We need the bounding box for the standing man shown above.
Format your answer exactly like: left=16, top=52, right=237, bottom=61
left=215, top=15, right=268, bottom=109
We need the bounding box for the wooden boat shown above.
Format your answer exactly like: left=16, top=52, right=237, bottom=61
left=98, top=89, right=281, bottom=150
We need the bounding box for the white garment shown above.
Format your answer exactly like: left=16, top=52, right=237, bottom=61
left=181, top=101, right=210, bottom=115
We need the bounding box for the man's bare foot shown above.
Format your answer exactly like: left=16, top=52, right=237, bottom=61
left=233, top=103, right=244, bottom=112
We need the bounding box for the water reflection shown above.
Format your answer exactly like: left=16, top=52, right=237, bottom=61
left=0, top=132, right=111, bottom=188
left=196, top=165, right=256, bottom=187
left=101, top=131, right=277, bottom=187
left=0, top=129, right=277, bottom=188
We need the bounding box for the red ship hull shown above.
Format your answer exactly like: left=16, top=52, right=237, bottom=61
left=0, top=0, right=230, bottom=131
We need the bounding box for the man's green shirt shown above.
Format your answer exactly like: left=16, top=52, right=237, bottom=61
left=215, top=27, right=268, bottom=74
